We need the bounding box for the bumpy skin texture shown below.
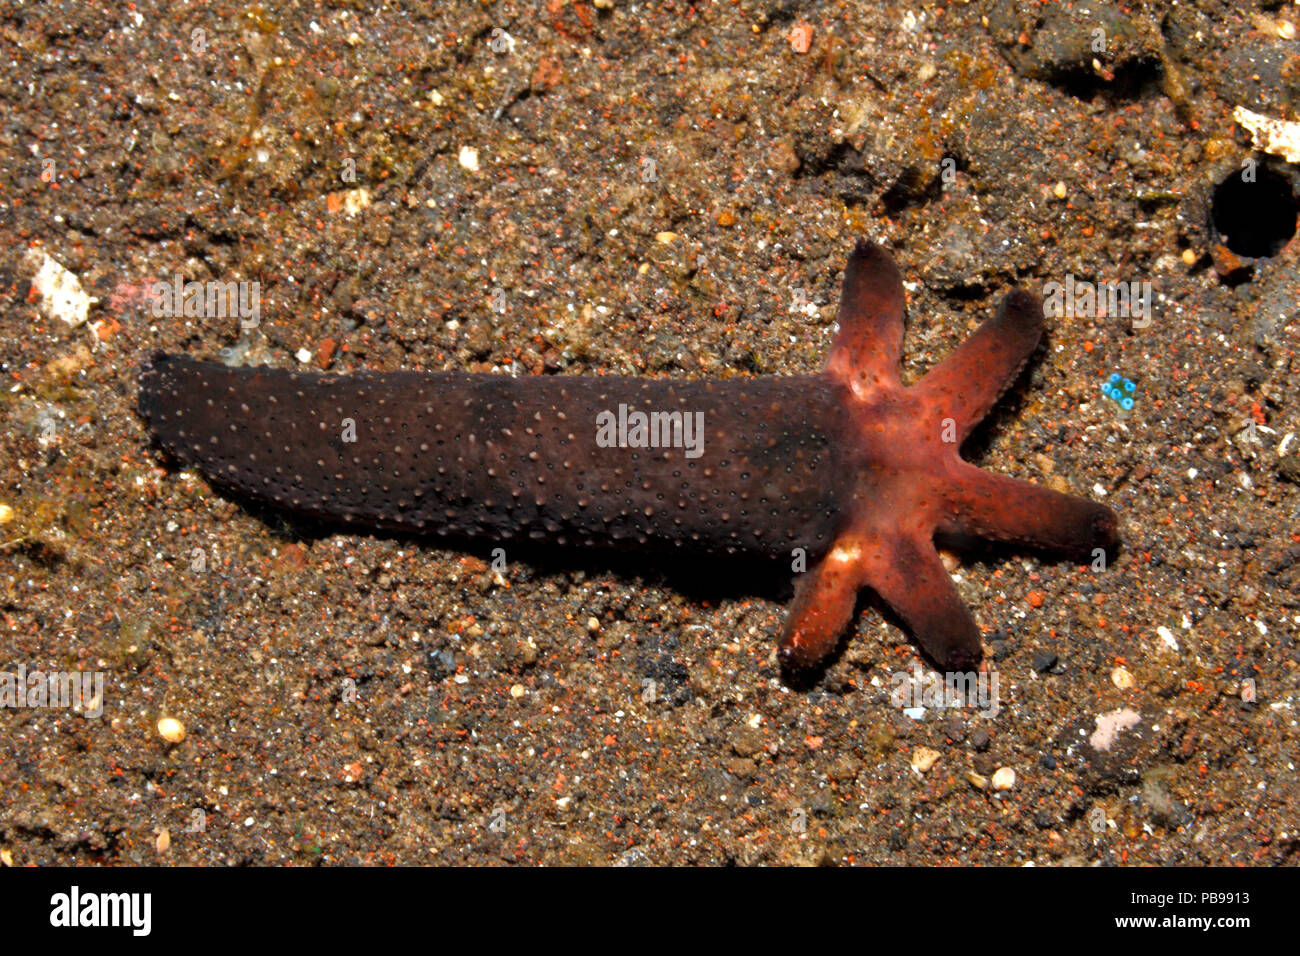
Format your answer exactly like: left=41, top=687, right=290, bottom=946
left=138, top=363, right=856, bottom=555
left=139, top=240, right=1119, bottom=673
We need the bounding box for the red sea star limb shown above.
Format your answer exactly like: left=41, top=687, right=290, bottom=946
left=778, top=240, right=1119, bottom=672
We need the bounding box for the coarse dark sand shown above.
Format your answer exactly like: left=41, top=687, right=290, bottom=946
left=1, top=0, right=1297, bottom=865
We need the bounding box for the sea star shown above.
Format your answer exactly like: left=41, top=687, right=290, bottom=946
left=139, top=240, right=1118, bottom=673
left=777, top=240, right=1117, bottom=671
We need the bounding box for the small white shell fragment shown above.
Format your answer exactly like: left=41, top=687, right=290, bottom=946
left=991, top=767, right=1016, bottom=790
left=157, top=716, right=186, bottom=744
left=911, top=746, right=941, bottom=773
left=1234, top=106, right=1300, bottom=163
left=340, top=187, right=372, bottom=216
left=1089, top=708, right=1141, bottom=751
left=458, top=145, right=480, bottom=171
left=24, top=249, right=97, bottom=327
left=1156, top=625, right=1179, bottom=652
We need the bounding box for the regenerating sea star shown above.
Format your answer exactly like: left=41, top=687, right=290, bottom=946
left=139, top=240, right=1119, bottom=674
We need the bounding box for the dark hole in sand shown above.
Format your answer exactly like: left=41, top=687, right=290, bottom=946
left=1210, top=163, right=1298, bottom=259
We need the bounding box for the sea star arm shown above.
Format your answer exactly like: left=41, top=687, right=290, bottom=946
left=779, top=526, right=984, bottom=672
left=824, top=240, right=906, bottom=392
left=940, top=462, right=1119, bottom=558
left=865, top=532, right=984, bottom=671
left=777, top=533, right=869, bottom=670
left=915, top=289, right=1044, bottom=441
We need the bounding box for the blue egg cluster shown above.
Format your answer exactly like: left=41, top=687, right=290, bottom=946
left=1102, top=372, right=1136, bottom=410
